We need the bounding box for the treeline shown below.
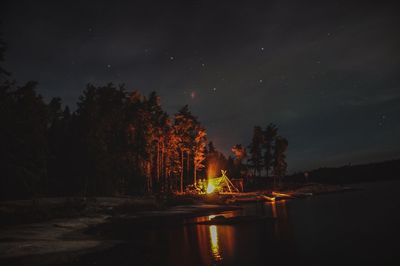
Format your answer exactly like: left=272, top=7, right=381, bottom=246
left=0, top=78, right=290, bottom=199
left=286, top=159, right=400, bottom=184
left=0, top=35, right=289, bottom=199
left=1, top=79, right=217, bottom=198
left=228, top=124, right=288, bottom=188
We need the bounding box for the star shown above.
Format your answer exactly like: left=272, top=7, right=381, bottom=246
left=107, top=64, right=111, bottom=68
left=261, top=47, right=264, bottom=51
left=259, top=79, right=263, bottom=83
left=378, top=114, right=387, bottom=127
left=170, top=56, right=174, bottom=60
left=201, top=63, right=205, bottom=67
left=212, top=87, right=217, bottom=92
left=190, top=91, right=196, bottom=99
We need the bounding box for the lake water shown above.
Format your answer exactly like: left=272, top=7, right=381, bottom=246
left=76, top=181, right=400, bottom=266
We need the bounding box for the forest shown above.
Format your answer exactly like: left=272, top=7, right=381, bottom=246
left=0, top=37, right=288, bottom=200
left=286, top=159, right=400, bottom=185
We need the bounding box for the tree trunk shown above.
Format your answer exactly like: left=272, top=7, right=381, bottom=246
left=161, top=140, right=165, bottom=192
left=157, top=139, right=160, bottom=183
left=147, top=161, right=152, bottom=193
left=180, top=149, right=184, bottom=193
left=194, top=164, right=197, bottom=185
left=187, top=151, right=190, bottom=183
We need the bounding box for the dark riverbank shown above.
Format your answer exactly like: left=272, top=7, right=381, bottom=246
left=0, top=197, right=240, bottom=265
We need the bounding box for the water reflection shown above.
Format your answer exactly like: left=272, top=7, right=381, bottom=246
left=209, top=225, right=222, bottom=261
left=271, top=200, right=278, bottom=218
left=266, top=200, right=289, bottom=239
left=190, top=204, right=291, bottom=265
left=130, top=182, right=400, bottom=266
left=191, top=213, right=237, bottom=265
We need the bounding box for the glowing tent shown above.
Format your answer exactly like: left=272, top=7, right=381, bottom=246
left=207, top=170, right=240, bottom=194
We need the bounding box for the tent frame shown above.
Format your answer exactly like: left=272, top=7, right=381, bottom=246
left=209, top=170, right=240, bottom=193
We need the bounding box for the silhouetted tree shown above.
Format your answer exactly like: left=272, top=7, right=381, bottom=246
left=273, top=136, right=288, bottom=185
left=231, top=144, right=248, bottom=178
left=125, top=91, right=150, bottom=194
left=248, top=126, right=264, bottom=177
left=0, top=81, right=48, bottom=199
left=263, top=123, right=278, bottom=178
left=75, top=83, right=127, bottom=196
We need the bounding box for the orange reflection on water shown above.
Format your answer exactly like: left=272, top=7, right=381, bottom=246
left=271, top=201, right=278, bottom=218
left=192, top=213, right=237, bottom=264
left=209, top=225, right=222, bottom=261
left=208, top=212, right=236, bottom=220
left=267, top=200, right=289, bottom=239
left=208, top=215, right=216, bottom=220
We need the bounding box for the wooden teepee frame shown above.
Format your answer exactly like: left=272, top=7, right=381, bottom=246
left=211, top=170, right=240, bottom=193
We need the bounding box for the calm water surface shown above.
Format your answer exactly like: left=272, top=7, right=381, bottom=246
left=81, top=181, right=400, bottom=266
left=156, top=181, right=400, bottom=266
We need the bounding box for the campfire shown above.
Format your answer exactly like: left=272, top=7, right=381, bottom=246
left=204, top=170, right=240, bottom=194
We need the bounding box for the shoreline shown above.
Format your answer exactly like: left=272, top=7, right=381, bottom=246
left=0, top=202, right=241, bottom=265
left=0, top=182, right=359, bottom=265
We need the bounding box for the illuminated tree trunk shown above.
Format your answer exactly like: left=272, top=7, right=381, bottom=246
left=194, top=165, right=197, bottom=185
left=146, top=161, right=152, bottom=193
left=180, top=149, right=184, bottom=193
left=161, top=140, right=165, bottom=192
left=187, top=151, right=190, bottom=184
left=157, top=140, right=160, bottom=182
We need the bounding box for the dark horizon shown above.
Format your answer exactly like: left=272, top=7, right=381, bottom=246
left=1, top=0, right=400, bottom=172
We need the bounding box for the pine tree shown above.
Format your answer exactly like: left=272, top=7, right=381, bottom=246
left=193, top=127, right=207, bottom=184
left=164, top=124, right=181, bottom=192
left=231, top=144, right=247, bottom=177
left=248, top=126, right=264, bottom=177
left=263, top=123, right=278, bottom=178
left=174, top=105, right=198, bottom=192
left=273, top=136, right=288, bottom=185
left=146, top=92, right=169, bottom=193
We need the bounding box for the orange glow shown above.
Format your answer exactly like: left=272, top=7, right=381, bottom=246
left=208, top=215, right=216, bottom=220
left=271, top=200, right=289, bottom=239
left=261, top=195, right=276, bottom=201
left=194, top=212, right=237, bottom=264
left=270, top=201, right=277, bottom=218
left=209, top=225, right=222, bottom=261
left=207, top=183, right=216, bottom=194
left=207, top=162, right=218, bottom=179
left=272, top=192, right=292, bottom=198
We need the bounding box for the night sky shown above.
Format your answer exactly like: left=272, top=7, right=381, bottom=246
left=1, top=1, right=400, bottom=172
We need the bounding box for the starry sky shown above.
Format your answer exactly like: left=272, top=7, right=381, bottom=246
left=1, top=0, right=400, bottom=172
